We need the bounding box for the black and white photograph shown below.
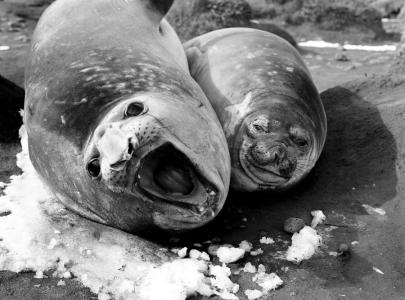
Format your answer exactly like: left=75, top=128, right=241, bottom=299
left=0, top=0, right=404, bottom=299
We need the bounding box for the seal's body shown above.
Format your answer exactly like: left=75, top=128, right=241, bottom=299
left=24, top=0, right=230, bottom=232
left=185, top=28, right=326, bottom=192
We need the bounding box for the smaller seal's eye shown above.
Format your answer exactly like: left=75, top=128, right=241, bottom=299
left=87, top=158, right=101, bottom=178
left=291, top=137, right=308, bottom=148
left=248, top=116, right=270, bottom=137
left=125, top=102, right=146, bottom=117
left=254, top=124, right=266, bottom=132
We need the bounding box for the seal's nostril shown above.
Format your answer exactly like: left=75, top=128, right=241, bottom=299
left=128, top=140, right=134, bottom=155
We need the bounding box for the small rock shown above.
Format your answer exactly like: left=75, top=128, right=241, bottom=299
left=335, top=53, right=350, bottom=62
left=283, top=217, right=305, bottom=234
left=337, top=243, right=351, bottom=261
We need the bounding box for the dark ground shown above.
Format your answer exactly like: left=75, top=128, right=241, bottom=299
left=1, top=1, right=405, bottom=300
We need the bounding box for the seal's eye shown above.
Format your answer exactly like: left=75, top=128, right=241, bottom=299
left=290, top=127, right=309, bottom=149
left=125, top=102, right=146, bottom=117
left=293, top=137, right=308, bottom=148
left=87, top=158, right=101, bottom=177
left=248, top=116, right=270, bottom=137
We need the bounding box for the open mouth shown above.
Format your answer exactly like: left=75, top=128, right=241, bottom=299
left=134, top=143, right=218, bottom=219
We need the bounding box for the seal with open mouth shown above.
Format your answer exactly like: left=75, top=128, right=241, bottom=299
left=185, top=28, right=327, bottom=191
left=24, top=0, right=230, bottom=232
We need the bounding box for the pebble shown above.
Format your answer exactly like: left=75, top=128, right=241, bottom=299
left=337, top=243, right=351, bottom=261
left=283, top=217, right=305, bottom=233
left=335, top=53, right=350, bottom=62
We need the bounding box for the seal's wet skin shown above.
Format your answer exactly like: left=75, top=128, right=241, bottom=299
left=24, top=0, right=230, bottom=233
left=185, top=28, right=327, bottom=192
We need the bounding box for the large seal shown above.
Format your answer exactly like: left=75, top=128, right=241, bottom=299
left=24, top=0, right=231, bottom=233
left=185, top=28, right=327, bottom=192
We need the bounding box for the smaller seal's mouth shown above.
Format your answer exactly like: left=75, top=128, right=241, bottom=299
left=134, top=143, right=219, bottom=219
left=238, top=142, right=295, bottom=188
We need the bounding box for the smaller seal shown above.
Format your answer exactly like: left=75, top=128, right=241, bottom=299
left=185, top=28, right=327, bottom=192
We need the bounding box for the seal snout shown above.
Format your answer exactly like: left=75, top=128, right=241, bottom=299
left=250, top=142, right=297, bottom=178
left=96, top=125, right=138, bottom=168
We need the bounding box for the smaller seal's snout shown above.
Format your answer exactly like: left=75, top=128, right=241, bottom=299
left=251, top=143, right=286, bottom=166
left=250, top=142, right=296, bottom=177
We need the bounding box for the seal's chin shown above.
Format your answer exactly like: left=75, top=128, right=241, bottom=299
left=237, top=142, right=315, bottom=191
left=134, top=143, right=220, bottom=230
left=242, top=155, right=291, bottom=187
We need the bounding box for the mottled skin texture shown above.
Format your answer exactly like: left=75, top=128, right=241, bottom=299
left=185, top=28, right=326, bottom=192
left=24, top=0, right=230, bottom=233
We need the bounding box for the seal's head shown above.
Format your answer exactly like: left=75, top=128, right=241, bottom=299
left=82, top=93, right=229, bottom=232
left=232, top=98, right=323, bottom=191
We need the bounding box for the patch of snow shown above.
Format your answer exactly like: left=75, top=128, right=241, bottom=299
left=286, top=226, right=322, bottom=263
left=200, top=252, right=210, bottom=261
left=310, top=210, right=326, bottom=228
left=177, top=247, right=188, bottom=258
left=242, top=262, right=256, bottom=273
left=57, top=280, right=66, bottom=286
left=239, top=240, right=253, bottom=252
left=259, top=237, right=274, bottom=244
left=298, top=41, right=396, bottom=52
left=189, top=249, right=202, bottom=260
left=250, top=248, right=264, bottom=256
left=139, top=259, right=213, bottom=300
left=0, top=45, right=10, bottom=51
left=362, top=204, right=386, bottom=216
left=0, top=126, right=241, bottom=300
left=189, top=249, right=210, bottom=261
left=209, top=264, right=239, bottom=299
left=34, top=270, right=44, bottom=279
left=216, top=246, right=245, bottom=264
left=245, top=289, right=263, bottom=299
left=251, top=264, right=283, bottom=293
left=257, top=272, right=283, bottom=292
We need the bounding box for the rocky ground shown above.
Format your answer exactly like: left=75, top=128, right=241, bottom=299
left=1, top=0, right=405, bottom=299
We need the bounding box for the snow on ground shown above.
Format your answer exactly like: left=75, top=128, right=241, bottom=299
left=0, top=126, right=240, bottom=300
left=362, top=204, right=386, bottom=216
left=284, top=210, right=326, bottom=263
left=239, top=240, right=253, bottom=252
left=259, top=237, right=275, bottom=244
left=216, top=246, right=245, bottom=264
left=244, top=289, right=263, bottom=300
left=285, top=226, right=322, bottom=263
left=298, top=40, right=397, bottom=52
left=310, top=210, right=326, bottom=228
left=243, top=262, right=257, bottom=273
